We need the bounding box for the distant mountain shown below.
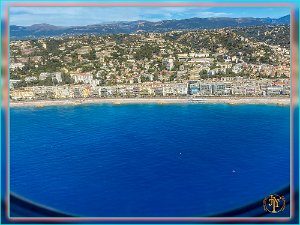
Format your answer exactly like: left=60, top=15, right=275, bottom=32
left=272, top=15, right=290, bottom=24
left=27, top=23, right=65, bottom=31
left=10, top=15, right=290, bottom=39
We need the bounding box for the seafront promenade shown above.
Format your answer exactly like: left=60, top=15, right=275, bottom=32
left=9, top=97, right=290, bottom=108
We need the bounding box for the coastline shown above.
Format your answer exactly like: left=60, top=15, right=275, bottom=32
left=10, top=97, right=290, bottom=108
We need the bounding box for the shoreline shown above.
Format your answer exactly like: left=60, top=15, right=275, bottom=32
left=9, top=97, right=290, bottom=108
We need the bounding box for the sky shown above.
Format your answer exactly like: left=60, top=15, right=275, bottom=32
left=9, top=6, right=291, bottom=26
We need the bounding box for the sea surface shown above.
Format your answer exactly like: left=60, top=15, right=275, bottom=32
left=10, top=104, right=290, bottom=217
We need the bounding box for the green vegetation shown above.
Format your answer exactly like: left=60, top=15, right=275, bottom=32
left=134, top=44, right=160, bottom=60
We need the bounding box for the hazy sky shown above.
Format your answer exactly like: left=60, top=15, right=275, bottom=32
left=9, top=6, right=291, bottom=26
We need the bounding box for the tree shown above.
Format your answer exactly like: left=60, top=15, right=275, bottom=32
left=153, top=73, right=159, bottom=81
left=87, top=48, right=97, bottom=60
left=53, top=79, right=59, bottom=86
left=170, top=73, right=177, bottom=81
left=134, top=44, right=160, bottom=60
left=14, top=80, right=26, bottom=88
left=10, top=73, right=21, bottom=80
left=44, top=76, right=53, bottom=86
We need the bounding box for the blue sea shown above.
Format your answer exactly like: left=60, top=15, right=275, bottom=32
left=10, top=104, right=290, bottom=217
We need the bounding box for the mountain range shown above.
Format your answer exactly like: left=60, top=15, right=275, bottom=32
left=10, top=15, right=290, bottom=39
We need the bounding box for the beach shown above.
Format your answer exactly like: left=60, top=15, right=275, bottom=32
left=9, top=97, right=290, bottom=108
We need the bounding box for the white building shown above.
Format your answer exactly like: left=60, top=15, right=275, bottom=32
left=71, top=72, right=93, bottom=84
left=39, top=72, right=62, bottom=83
left=10, top=63, right=25, bottom=70
left=163, top=58, right=174, bottom=71
left=25, top=76, right=38, bottom=82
